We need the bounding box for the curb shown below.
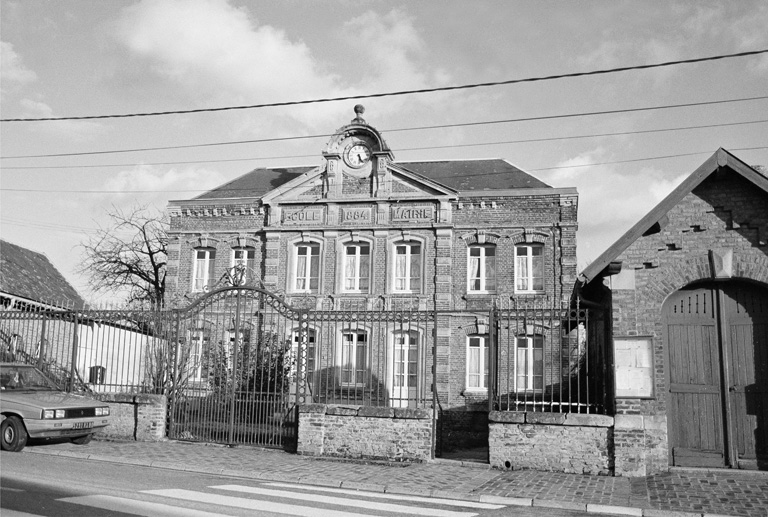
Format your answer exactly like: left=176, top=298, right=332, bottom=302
left=22, top=448, right=743, bottom=517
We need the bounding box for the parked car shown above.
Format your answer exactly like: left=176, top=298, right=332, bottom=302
left=0, top=363, right=110, bottom=452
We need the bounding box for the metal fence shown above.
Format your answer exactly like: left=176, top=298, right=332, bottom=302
left=0, top=307, right=171, bottom=394
left=0, top=294, right=605, bottom=416
left=490, top=297, right=606, bottom=414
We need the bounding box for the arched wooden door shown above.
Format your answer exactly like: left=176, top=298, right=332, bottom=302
left=664, top=281, right=768, bottom=469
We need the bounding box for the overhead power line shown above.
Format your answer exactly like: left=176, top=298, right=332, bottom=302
left=2, top=146, right=765, bottom=194
left=4, top=95, right=767, bottom=160
left=2, top=49, right=767, bottom=123
left=1, top=118, right=766, bottom=171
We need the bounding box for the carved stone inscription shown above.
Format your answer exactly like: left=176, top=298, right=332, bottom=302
left=391, top=205, right=434, bottom=222
left=342, top=207, right=372, bottom=223
left=282, top=207, right=323, bottom=225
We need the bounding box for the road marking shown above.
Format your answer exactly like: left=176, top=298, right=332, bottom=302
left=264, top=482, right=504, bottom=510
left=58, top=495, right=231, bottom=517
left=0, top=510, right=41, bottom=517
left=143, top=488, right=383, bottom=516
left=0, top=487, right=26, bottom=492
left=211, top=485, right=479, bottom=517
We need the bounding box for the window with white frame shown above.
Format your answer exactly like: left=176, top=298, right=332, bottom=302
left=466, top=335, right=489, bottom=390
left=393, top=242, right=421, bottom=293
left=230, top=247, right=255, bottom=285
left=515, top=335, right=544, bottom=391
left=187, top=329, right=209, bottom=381
left=192, top=248, right=216, bottom=292
left=515, top=244, right=544, bottom=292
left=294, top=243, right=320, bottom=292
left=468, top=244, right=496, bottom=292
left=343, top=243, right=370, bottom=293
left=341, top=330, right=368, bottom=385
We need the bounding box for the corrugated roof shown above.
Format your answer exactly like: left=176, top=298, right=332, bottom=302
left=195, top=159, right=549, bottom=200
left=0, top=239, right=85, bottom=309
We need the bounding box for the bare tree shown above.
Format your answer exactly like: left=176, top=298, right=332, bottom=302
left=79, top=204, right=167, bottom=306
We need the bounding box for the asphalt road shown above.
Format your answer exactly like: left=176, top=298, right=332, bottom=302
left=0, top=452, right=619, bottom=516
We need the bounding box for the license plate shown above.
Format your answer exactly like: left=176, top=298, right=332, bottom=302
left=73, top=421, right=93, bottom=429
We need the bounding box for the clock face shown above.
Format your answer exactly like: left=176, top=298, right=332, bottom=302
left=344, top=143, right=372, bottom=169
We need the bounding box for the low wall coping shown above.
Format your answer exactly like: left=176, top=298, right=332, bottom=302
left=489, top=411, right=525, bottom=423
left=297, top=404, right=430, bottom=420
left=393, top=407, right=430, bottom=420
left=298, top=403, right=328, bottom=414
left=489, top=411, right=613, bottom=427
left=358, top=406, right=395, bottom=418
left=96, top=393, right=166, bottom=405
left=527, top=412, right=566, bottom=425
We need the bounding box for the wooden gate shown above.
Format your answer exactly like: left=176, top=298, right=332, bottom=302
left=664, top=281, right=768, bottom=469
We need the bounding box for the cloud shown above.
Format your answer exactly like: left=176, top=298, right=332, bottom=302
left=0, top=41, right=37, bottom=95
left=17, top=97, right=105, bottom=142
left=542, top=148, right=687, bottom=268
left=102, top=164, right=227, bottom=207
left=115, top=1, right=339, bottom=110
left=113, top=1, right=452, bottom=133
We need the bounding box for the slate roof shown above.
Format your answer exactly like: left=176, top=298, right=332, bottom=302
left=0, top=239, right=85, bottom=309
left=578, top=148, right=768, bottom=285
left=195, top=159, right=549, bottom=200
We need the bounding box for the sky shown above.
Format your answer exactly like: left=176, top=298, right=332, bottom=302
left=1, top=0, right=767, bottom=305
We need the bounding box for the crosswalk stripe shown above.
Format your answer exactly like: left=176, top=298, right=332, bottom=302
left=210, top=485, right=478, bottom=517
left=142, top=488, right=382, bottom=517
left=264, top=482, right=504, bottom=510
left=57, top=495, right=232, bottom=517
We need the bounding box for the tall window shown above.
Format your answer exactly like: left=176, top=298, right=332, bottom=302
left=188, top=329, right=210, bottom=381
left=295, top=243, right=320, bottom=292
left=466, top=336, right=489, bottom=390
left=231, top=248, right=255, bottom=285
left=343, top=243, right=370, bottom=293
left=192, top=248, right=216, bottom=292
left=468, top=245, right=496, bottom=292
left=516, top=335, right=544, bottom=391
left=515, top=244, right=544, bottom=292
left=394, top=243, right=421, bottom=293
left=341, top=331, right=368, bottom=385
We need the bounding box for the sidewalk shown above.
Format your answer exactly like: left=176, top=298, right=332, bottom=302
left=21, top=439, right=768, bottom=517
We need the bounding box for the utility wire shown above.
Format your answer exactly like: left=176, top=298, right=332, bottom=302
left=1, top=118, right=765, bottom=170
left=3, top=49, right=767, bottom=123
left=4, top=95, right=767, bottom=160
left=3, top=146, right=765, bottom=194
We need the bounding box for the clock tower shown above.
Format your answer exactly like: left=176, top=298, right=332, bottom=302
left=322, top=105, right=394, bottom=198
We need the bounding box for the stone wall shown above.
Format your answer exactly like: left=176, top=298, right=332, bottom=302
left=489, top=411, right=614, bottom=475
left=298, top=404, right=433, bottom=462
left=97, top=393, right=167, bottom=441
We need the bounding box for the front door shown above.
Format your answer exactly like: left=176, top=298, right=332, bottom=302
left=665, top=281, right=768, bottom=469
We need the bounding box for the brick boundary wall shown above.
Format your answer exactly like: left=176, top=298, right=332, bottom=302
left=297, top=404, right=432, bottom=462
left=96, top=393, right=167, bottom=442
left=489, top=411, right=614, bottom=475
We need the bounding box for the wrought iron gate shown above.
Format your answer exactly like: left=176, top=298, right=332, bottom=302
left=168, top=286, right=304, bottom=449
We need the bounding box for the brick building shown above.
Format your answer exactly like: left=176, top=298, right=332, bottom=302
left=578, top=148, right=768, bottom=475
left=165, top=106, right=580, bottom=450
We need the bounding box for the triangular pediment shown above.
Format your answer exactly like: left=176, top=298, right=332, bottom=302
left=261, top=162, right=457, bottom=205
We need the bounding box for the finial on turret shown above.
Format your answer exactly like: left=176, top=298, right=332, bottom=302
left=352, top=104, right=366, bottom=124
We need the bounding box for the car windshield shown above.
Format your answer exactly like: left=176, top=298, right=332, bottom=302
left=0, top=365, right=58, bottom=390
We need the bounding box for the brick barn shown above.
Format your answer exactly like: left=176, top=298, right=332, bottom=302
left=578, top=148, right=768, bottom=475
left=165, top=106, right=587, bottom=457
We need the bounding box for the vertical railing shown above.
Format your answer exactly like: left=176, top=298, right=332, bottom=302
left=491, top=297, right=603, bottom=414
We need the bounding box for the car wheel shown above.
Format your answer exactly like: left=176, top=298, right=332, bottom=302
left=71, top=434, right=93, bottom=445
left=1, top=416, right=28, bottom=452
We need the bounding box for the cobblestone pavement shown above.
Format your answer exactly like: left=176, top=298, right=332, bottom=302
left=18, top=439, right=768, bottom=517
